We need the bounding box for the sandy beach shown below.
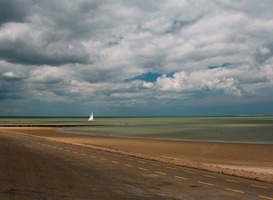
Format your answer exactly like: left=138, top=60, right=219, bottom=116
left=2, top=127, right=273, bottom=184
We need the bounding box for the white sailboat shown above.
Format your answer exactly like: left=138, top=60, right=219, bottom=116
left=88, top=112, right=94, bottom=121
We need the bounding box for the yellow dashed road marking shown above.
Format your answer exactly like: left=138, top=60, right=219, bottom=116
left=198, top=181, right=214, bottom=186
left=175, top=175, right=188, bottom=181
left=184, top=170, right=195, bottom=174
left=155, top=171, right=167, bottom=175
left=167, top=167, right=176, bottom=170
left=226, top=179, right=240, bottom=183
left=10, top=130, right=270, bottom=199
left=252, top=184, right=268, bottom=189
left=259, top=195, right=273, bottom=200
left=138, top=167, right=148, bottom=171
left=225, top=188, right=244, bottom=194
left=203, top=174, right=216, bottom=179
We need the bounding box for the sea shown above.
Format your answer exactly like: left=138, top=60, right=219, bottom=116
left=1, top=116, right=273, bottom=144
left=59, top=116, right=273, bottom=144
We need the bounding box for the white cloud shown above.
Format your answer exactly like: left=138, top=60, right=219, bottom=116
left=143, top=82, right=153, bottom=88
left=259, top=47, right=271, bottom=55
left=28, top=66, right=72, bottom=83
left=3, top=71, right=17, bottom=78
left=155, top=69, right=242, bottom=96
left=1, top=0, right=273, bottom=115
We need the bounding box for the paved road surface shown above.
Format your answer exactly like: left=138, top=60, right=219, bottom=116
left=0, top=130, right=272, bottom=200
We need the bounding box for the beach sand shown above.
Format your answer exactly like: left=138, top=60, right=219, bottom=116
left=2, top=127, right=273, bottom=184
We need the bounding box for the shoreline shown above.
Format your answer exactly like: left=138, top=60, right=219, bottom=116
left=58, top=128, right=273, bottom=145
left=1, top=127, right=273, bottom=184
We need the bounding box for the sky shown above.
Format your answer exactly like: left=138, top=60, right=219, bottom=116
left=0, top=0, right=273, bottom=116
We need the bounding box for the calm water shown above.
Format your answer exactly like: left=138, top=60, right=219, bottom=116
left=60, top=116, right=273, bottom=144
left=1, top=116, right=273, bottom=144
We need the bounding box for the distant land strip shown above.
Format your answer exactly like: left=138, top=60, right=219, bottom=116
left=0, top=124, right=96, bottom=127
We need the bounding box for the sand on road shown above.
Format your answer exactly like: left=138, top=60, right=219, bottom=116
left=2, top=127, right=273, bottom=184
left=0, top=134, right=182, bottom=200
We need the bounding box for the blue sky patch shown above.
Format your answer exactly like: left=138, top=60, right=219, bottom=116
left=124, top=72, right=175, bottom=83
left=208, top=63, right=231, bottom=69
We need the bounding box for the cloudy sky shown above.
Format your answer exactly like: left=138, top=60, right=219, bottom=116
left=1, top=0, right=273, bottom=116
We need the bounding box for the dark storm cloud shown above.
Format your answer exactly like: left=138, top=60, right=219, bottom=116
left=0, top=38, right=90, bottom=66
left=32, top=0, right=104, bottom=39
left=0, top=74, right=26, bottom=100
left=0, top=0, right=273, bottom=116
left=0, top=0, right=96, bottom=66
left=0, top=0, right=28, bottom=26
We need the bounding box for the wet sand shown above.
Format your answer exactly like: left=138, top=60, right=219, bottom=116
left=2, top=127, right=273, bottom=183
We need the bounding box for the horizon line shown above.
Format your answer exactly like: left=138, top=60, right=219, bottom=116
left=0, top=114, right=272, bottom=118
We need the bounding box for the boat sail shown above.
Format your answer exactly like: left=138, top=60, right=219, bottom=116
left=88, top=112, right=94, bottom=121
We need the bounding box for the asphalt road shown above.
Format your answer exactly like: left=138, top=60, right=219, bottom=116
left=0, top=130, right=272, bottom=200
